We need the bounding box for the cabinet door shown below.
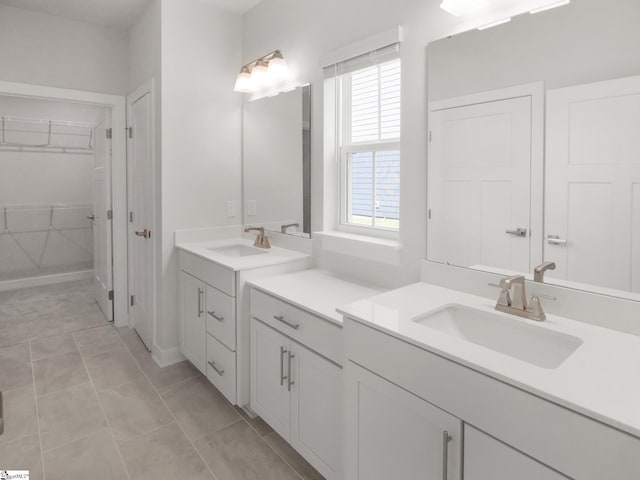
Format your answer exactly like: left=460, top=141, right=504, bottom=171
left=179, top=271, right=206, bottom=374
left=250, top=318, right=290, bottom=439
left=345, top=361, right=462, bottom=480
left=290, top=342, right=342, bottom=480
left=464, top=426, right=568, bottom=480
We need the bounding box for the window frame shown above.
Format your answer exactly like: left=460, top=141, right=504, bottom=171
left=337, top=60, right=401, bottom=237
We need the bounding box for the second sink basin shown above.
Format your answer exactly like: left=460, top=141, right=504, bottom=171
left=207, top=244, right=269, bottom=257
left=413, top=304, right=582, bottom=369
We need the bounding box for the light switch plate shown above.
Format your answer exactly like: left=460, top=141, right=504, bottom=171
left=226, top=200, right=236, bottom=218
left=247, top=200, right=256, bottom=216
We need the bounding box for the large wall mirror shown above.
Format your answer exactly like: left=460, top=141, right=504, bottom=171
left=427, top=0, right=640, bottom=300
left=243, top=84, right=311, bottom=238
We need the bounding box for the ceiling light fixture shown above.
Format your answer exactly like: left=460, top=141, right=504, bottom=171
left=233, top=50, right=291, bottom=94
left=529, top=0, right=570, bottom=14
left=440, top=0, right=487, bottom=16
left=477, top=17, right=511, bottom=30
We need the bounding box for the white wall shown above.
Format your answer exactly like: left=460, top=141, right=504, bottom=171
left=158, top=0, right=243, bottom=351
left=242, top=0, right=474, bottom=288
left=0, top=4, right=128, bottom=95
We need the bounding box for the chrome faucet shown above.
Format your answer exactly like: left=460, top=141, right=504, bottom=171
left=244, top=227, right=271, bottom=249
left=495, top=275, right=546, bottom=322
left=280, top=223, right=299, bottom=233
left=534, top=261, right=556, bottom=282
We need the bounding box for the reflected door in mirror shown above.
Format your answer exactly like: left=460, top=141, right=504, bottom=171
left=545, top=75, right=640, bottom=293
left=428, top=92, right=533, bottom=273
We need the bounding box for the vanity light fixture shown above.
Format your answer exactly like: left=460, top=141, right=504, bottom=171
left=440, top=0, right=487, bottom=16
left=233, top=50, right=291, bottom=94
left=529, top=0, right=570, bottom=14
left=477, top=17, right=511, bottom=30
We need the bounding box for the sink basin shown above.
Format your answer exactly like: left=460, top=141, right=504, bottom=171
left=207, top=244, right=269, bottom=257
left=413, top=304, right=582, bottom=369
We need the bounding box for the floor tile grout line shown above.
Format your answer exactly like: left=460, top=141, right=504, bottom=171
left=106, top=326, right=313, bottom=480
left=121, top=349, right=221, bottom=480
left=71, top=333, right=133, bottom=480
left=239, top=416, right=308, bottom=480
left=112, top=416, right=176, bottom=449
left=27, top=341, right=47, bottom=480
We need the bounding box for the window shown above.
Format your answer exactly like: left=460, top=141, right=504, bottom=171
left=335, top=47, right=401, bottom=232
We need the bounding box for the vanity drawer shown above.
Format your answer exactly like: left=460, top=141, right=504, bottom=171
left=206, top=333, right=237, bottom=405
left=251, top=289, right=342, bottom=365
left=205, top=285, right=236, bottom=350
left=179, top=250, right=235, bottom=297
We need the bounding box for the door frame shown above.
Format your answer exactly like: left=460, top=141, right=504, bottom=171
left=126, top=79, right=157, bottom=348
left=427, top=82, right=545, bottom=273
left=0, top=80, right=128, bottom=326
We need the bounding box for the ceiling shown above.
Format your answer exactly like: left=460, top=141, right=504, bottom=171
left=0, top=0, right=263, bottom=30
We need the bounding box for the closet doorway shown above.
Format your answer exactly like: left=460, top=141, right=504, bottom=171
left=0, top=81, right=128, bottom=325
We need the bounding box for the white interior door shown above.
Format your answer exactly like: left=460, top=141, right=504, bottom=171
left=545, top=76, right=640, bottom=293
left=128, top=84, right=154, bottom=350
left=428, top=95, right=532, bottom=273
left=92, top=109, right=113, bottom=321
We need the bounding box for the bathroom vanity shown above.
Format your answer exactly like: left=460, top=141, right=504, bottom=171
left=176, top=234, right=311, bottom=407
left=248, top=269, right=382, bottom=480
left=339, top=279, right=640, bottom=480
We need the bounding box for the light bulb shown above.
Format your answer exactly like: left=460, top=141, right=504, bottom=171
left=267, top=51, right=290, bottom=83
left=233, top=66, right=252, bottom=93
left=440, top=0, right=487, bottom=16
left=250, top=61, right=269, bottom=90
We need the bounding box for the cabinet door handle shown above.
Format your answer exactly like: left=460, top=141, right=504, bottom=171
left=0, top=391, right=4, bottom=435
left=505, top=227, right=527, bottom=237
left=442, top=430, right=452, bottom=480
left=197, top=288, right=204, bottom=317
left=287, top=350, right=295, bottom=392
left=547, top=235, right=567, bottom=245
left=273, top=315, right=300, bottom=330
left=207, top=361, right=225, bottom=376
left=207, top=311, right=224, bottom=322
left=280, top=347, right=287, bottom=386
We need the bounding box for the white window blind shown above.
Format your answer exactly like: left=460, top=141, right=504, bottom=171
left=326, top=43, right=401, bottom=232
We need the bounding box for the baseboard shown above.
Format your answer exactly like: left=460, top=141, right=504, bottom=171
left=151, top=343, right=186, bottom=367
left=0, top=270, right=93, bottom=292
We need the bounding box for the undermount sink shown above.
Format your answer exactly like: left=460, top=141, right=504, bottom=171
left=207, top=244, right=269, bottom=257
left=413, top=304, right=583, bottom=369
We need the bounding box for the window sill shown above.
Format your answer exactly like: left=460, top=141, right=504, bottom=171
left=315, top=230, right=402, bottom=265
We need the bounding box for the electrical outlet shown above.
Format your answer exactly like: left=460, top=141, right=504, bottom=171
left=226, top=200, right=236, bottom=218
left=247, top=200, right=257, bottom=216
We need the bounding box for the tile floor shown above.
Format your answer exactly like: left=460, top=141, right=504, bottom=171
left=0, top=280, right=324, bottom=480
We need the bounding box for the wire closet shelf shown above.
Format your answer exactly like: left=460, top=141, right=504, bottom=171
left=0, top=115, right=94, bottom=153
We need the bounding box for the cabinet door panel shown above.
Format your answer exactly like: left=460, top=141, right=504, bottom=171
left=179, top=271, right=206, bottom=374
left=250, top=318, right=290, bottom=439
left=464, top=426, right=568, bottom=480
left=290, top=342, right=342, bottom=480
left=345, top=361, right=462, bottom=480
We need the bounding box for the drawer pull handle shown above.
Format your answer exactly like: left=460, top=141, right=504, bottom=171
left=207, top=311, right=224, bottom=322
left=280, top=347, right=287, bottom=386
left=208, top=361, right=225, bottom=376
left=273, top=315, right=299, bottom=330
left=287, top=350, right=295, bottom=392
left=197, top=288, right=204, bottom=317
left=0, top=391, right=4, bottom=435
left=442, top=430, right=452, bottom=480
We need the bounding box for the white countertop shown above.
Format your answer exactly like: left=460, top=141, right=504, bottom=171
left=337, top=281, right=640, bottom=438
left=248, top=269, right=385, bottom=325
left=176, top=237, right=310, bottom=271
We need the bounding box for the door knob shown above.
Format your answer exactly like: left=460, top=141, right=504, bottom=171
left=87, top=215, right=96, bottom=221
left=135, top=228, right=150, bottom=239
left=505, top=228, right=527, bottom=237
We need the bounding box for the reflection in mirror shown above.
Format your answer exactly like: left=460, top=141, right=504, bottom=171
left=427, top=0, right=640, bottom=299
left=243, top=84, right=311, bottom=238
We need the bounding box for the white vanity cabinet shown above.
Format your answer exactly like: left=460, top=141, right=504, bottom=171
left=250, top=289, right=343, bottom=480
left=179, top=251, right=237, bottom=403
left=179, top=270, right=208, bottom=374
left=344, top=317, right=640, bottom=480
left=345, top=362, right=462, bottom=480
